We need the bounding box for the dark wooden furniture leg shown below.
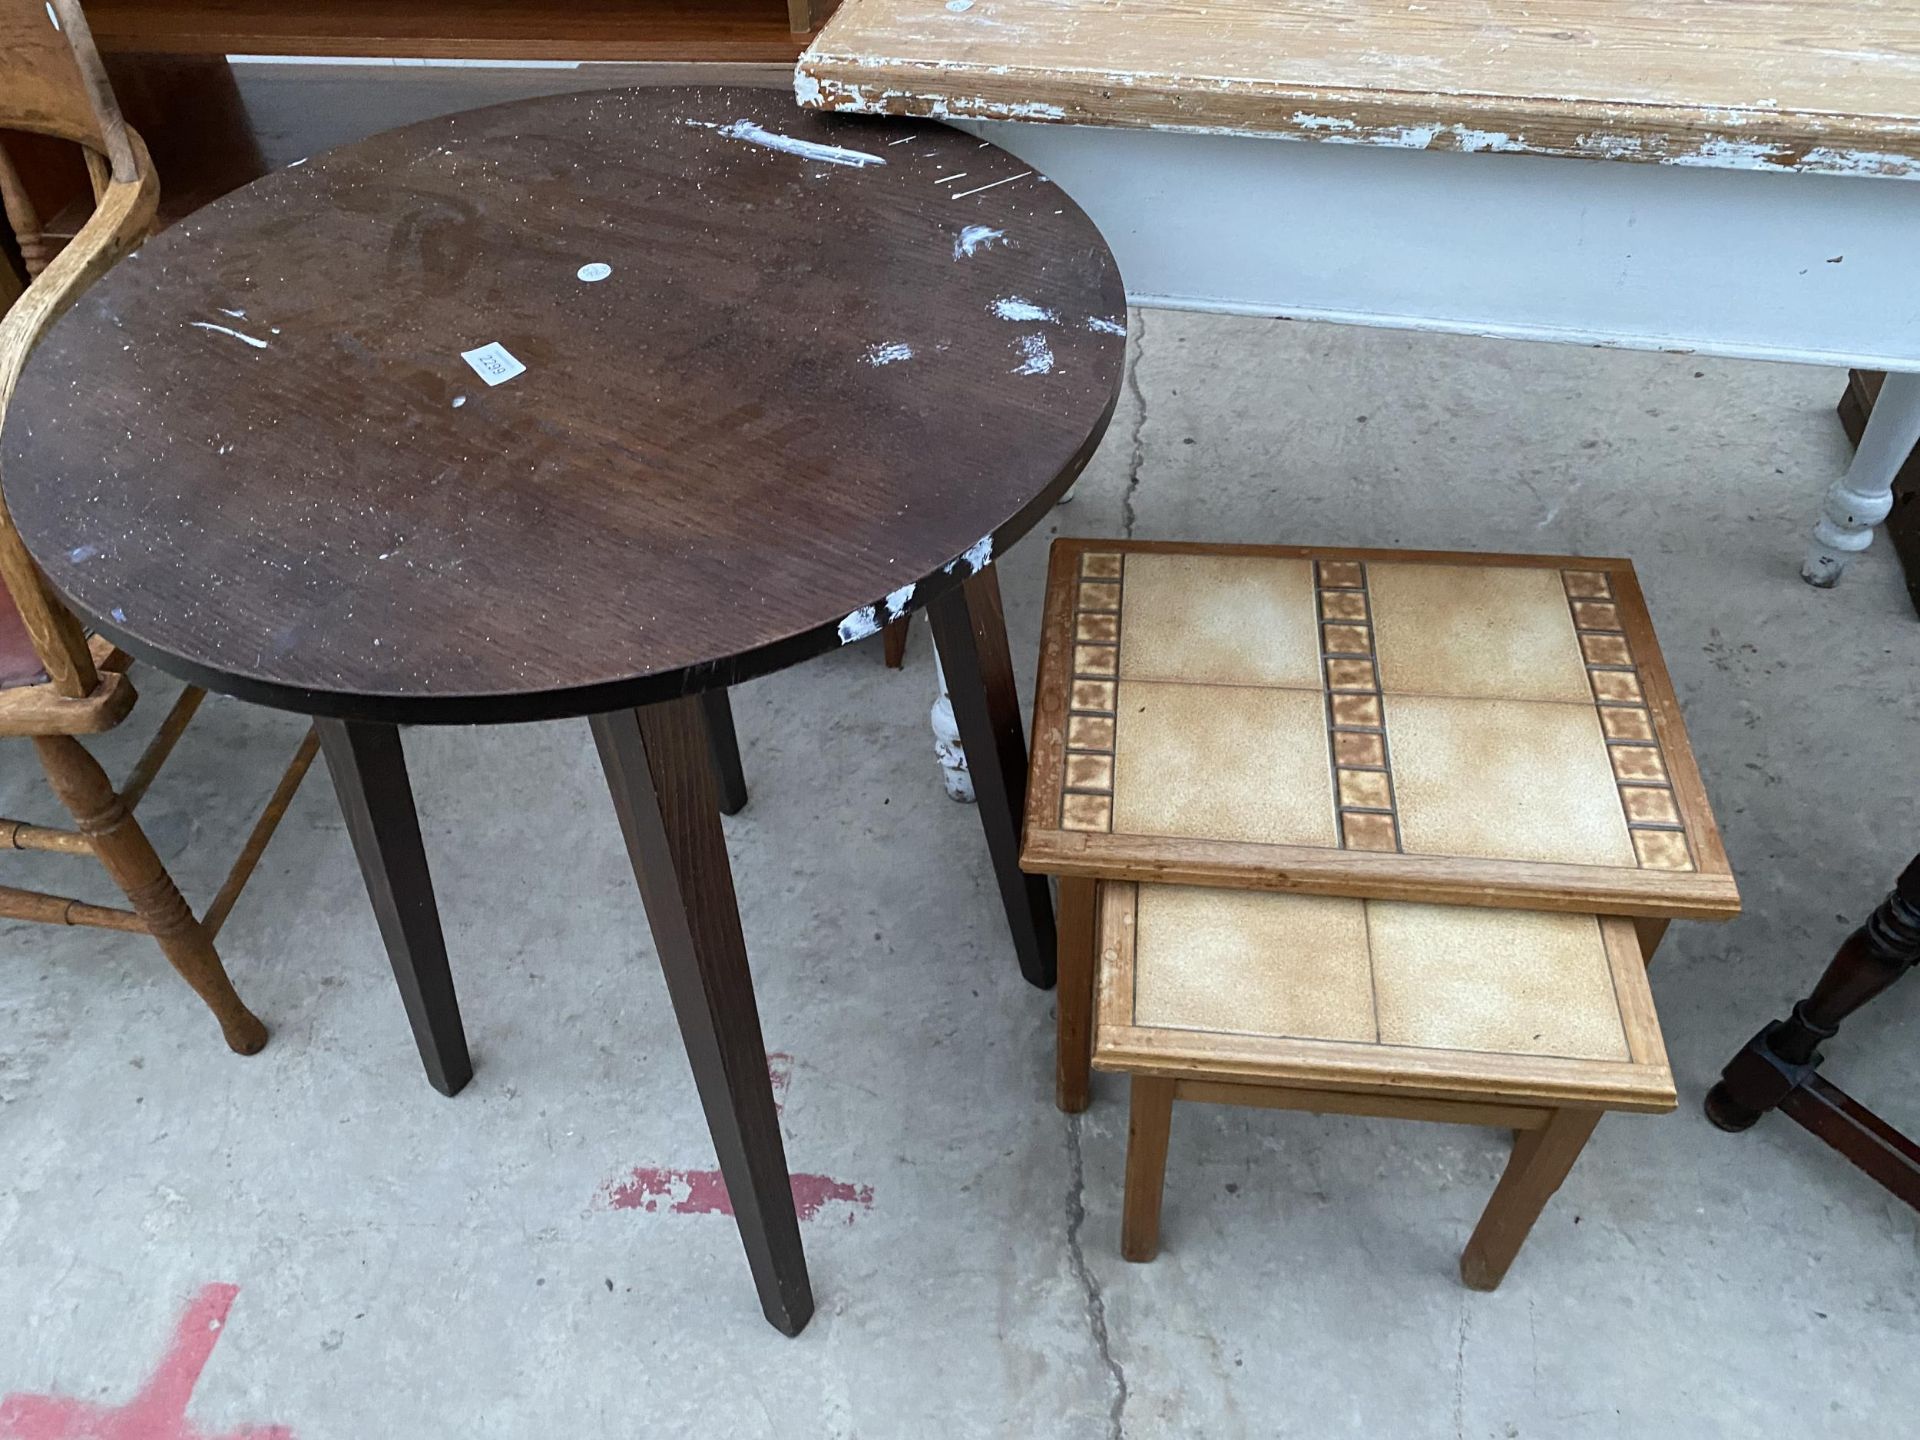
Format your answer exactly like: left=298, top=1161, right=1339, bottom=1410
left=1055, top=875, right=1097, bottom=1112
left=700, top=687, right=748, bottom=817
left=927, top=566, right=1057, bottom=989
left=590, top=697, right=813, bottom=1336
left=1706, top=854, right=1920, bottom=1208
left=882, top=615, right=910, bottom=669
left=315, top=718, right=473, bottom=1097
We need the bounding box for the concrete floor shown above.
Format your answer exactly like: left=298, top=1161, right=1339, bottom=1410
left=3, top=300, right=1918, bottom=1435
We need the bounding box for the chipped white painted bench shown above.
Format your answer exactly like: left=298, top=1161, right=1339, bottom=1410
left=797, top=0, right=1920, bottom=654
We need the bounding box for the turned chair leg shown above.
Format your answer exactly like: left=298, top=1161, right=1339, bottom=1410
left=1706, top=854, right=1920, bottom=1134
left=1460, top=1107, right=1600, bottom=1290
left=33, top=735, right=267, bottom=1055
left=1120, top=1075, right=1176, bottom=1262
left=1056, top=876, right=1097, bottom=1113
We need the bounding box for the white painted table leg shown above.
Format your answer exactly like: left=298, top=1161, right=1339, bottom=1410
left=1803, top=370, right=1920, bottom=587
left=930, top=646, right=975, bottom=802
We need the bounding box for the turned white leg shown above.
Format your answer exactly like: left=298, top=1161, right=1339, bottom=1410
left=1803, top=370, right=1920, bottom=587
left=930, top=647, right=975, bottom=803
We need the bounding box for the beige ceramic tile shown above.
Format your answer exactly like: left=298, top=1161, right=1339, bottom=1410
left=1067, top=714, right=1116, bottom=750
left=1061, top=793, right=1112, bottom=831
left=1633, top=830, right=1694, bottom=870
left=1580, top=633, right=1633, bottom=667
left=1323, top=623, right=1372, bottom=654
left=1369, top=563, right=1591, bottom=702
left=1342, top=812, right=1399, bottom=851
left=1065, top=753, right=1114, bottom=792
left=1325, top=659, right=1377, bottom=691
left=1077, top=613, right=1120, bottom=645
left=1562, top=570, right=1613, bottom=599
left=1333, top=731, right=1386, bottom=767
left=1367, top=902, right=1630, bottom=1060
left=1133, top=886, right=1375, bottom=1041
left=1112, top=682, right=1337, bottom=847
left=1080, top=580, right=1121, bottom=612
left=1071, top=679, right=1116, bottom=712
left=1598, top=706, right=1655, bottom=742
left=1385, top=695, right=1637, bottom=866
left=1075, top=644, right=1119, bottom=677
left=1337, top=768, right=1393, bottom=809
left=1082, top=552, right=1123, bottom=579
left=1590, top=670, right=1644, bottom=704
left=1609, top=745, right=1668, bottom=784
left=1116, top=554, right=1321, bottom=687
left=1330, top=693, right=1382, bottom=728
left=1318, top=560, right=1364, bottom=588
left=1320, top=590, right=1368, bottom=622
left=1618, top=785, right=1680, bottom=825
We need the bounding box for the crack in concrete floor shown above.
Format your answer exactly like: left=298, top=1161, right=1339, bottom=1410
left=1065, top=1112, right=1130, bottom=1439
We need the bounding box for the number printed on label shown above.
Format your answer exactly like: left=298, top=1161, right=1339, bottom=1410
left=460, top=341, right=526, bottom=386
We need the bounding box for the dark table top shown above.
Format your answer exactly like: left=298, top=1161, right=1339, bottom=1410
left=3, top=85, right=1124, bottom=723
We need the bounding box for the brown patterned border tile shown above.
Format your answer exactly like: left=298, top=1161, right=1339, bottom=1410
left=1563, top=569, right=1693, bottom=872
left=1062, top=553, right=1125, bottom=832
left=1318, top=560, right=1401, bottom=853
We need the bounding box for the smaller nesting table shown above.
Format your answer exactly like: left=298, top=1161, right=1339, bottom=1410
left=1095, top=883, right=1675, bottom=1286
left=1024, top=540, right=1737, bottom=1114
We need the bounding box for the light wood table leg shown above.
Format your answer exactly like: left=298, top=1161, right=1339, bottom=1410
left=1121, top=1075, right=1176, bottom=1262
left=1056, top=875, right=1097, bottom=1113
left=1460, top=1107, right=1602, bottom=1290
left=34, top=734, right=267, bottom=1056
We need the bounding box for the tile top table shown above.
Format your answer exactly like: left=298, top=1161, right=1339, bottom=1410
left=1096, top=882, right=1675, bottom=1112
left=1024, top=542, right=1738, bottom=921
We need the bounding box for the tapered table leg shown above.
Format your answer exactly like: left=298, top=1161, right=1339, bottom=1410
left=1055, top=876, right=1097, bottom=1113
left=315, top=719, right=472, bottom=1097
left=1460, top=1108, right=1601, bottom=1290
left=591, top=697, right=813, bottom=1336
left=700, top=688, right=749, bottom=816
left=927, top=566, right=1057, bottom=989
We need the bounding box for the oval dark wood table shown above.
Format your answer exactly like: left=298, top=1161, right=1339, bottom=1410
left=1, top=85, right=1125, bottom=1334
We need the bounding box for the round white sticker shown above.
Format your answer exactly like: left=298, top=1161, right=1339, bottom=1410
left=577, top=262, right=612, bottom=283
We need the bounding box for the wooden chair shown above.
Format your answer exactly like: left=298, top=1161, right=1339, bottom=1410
left=1, top=0, right=316, bottom=1054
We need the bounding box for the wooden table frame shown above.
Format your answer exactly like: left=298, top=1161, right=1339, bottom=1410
left=1095, top=885, right=1674, bottom=1289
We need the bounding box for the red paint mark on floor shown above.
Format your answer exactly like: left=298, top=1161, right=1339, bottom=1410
left=603, top=1167, right=875, bottom=1223
left=597, top=1051, right=875, bottom=1224
left=0, top=1284, right=291, bottom=1440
